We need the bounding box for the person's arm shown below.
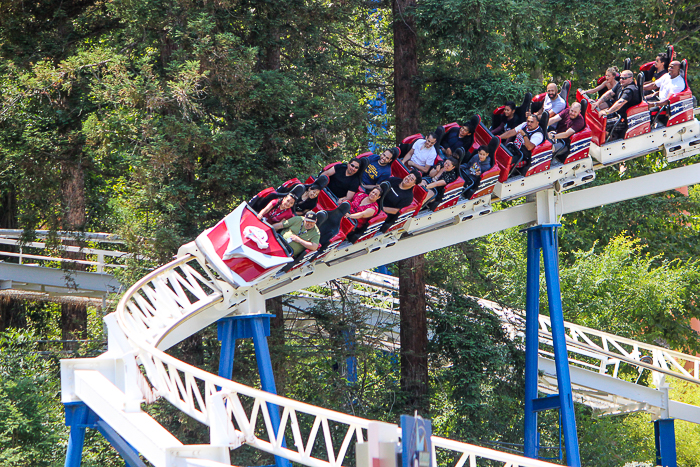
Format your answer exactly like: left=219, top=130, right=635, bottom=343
left=425, top=179, right=447, bottom=189
left=271, top=219, right=289, bottom=231
left=583, top=81, right=607, bottom=95
left=320, top=166, right=337, bottom=179
left=257, top=199, right=277, bottom=220
left=501, top=128, right=516, bottom=140
left=339, top=191, right=356, bottom=203
left=348, top=207, right=377, bottom=219
left=548, top=113, right=563, bottom=126
left=643, top=81, right=660, bottom=91
left=600, top=98, right=628, bottom=116
left=550, top=128, right=576, bottom=140
left=402, top=148, right=415, bottom=164
left=593, top=89, right=614, bottom=109
left=289, top=234, right=319, bottom=251
left=518, top=130, right=537, bottom=151
left=383, top=206, right=400, bottom=214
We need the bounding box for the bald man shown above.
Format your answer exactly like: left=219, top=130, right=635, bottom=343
left=541, top=83, right=567, bottom=117
left=645, top=60, right=685, bottom=108
left=548, top=102, right=586, bottom=162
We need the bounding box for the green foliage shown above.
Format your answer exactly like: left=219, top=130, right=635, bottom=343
left=429, top=294, right=525, bottom=447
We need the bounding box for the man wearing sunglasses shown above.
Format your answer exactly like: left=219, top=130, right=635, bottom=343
left=593, top=70, right=640, bottom=141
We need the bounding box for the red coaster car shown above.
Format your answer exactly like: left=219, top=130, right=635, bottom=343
left=195, top=204, right=293, bottom=287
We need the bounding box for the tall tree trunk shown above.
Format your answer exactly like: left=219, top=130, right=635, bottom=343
left=60, top=158, right=88, bottom=350
left=393, top=0, right=429, bottom=414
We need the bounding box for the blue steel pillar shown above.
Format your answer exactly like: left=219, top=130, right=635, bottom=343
left=523, top=224, right=581, bottom=467
left=217, top=314, right=290, bottom=467
left=64, top=402, right=145, bottom=467
left=655, top=419, right=677, bottom=467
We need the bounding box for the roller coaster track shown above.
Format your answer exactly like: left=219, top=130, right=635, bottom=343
left=60, top=123, right=700, bottom=465
left=292, top=273, right=700, bottom=422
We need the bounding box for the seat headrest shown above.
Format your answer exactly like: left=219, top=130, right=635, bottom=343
left=315, top=210, right=328, bottom=227
left=289, top=184, right=306, bottom=200
left=580, top=99, right=588, bottom=119
left=432, top=125, right=446, bottom=149
left=517, top=93, right=533, bottom=121
left=378, top=180, right=392, bottom=212
left=390, top=147, right=401, bottom=160
left=559, top=81, right=571, bottom=104
left=336, top=201, right=351, bottom=217
left=636, top=73, right=645, bottom=103
left=487, top=136, right=500, bottom=168
left=454, top=147, right=466, bottom=166
left=539, top=112, right=550, bottom=132
left=667, top=45, right=674, bottom=70
left=681, top=59, right=688, bottom=90
left=312, top=175, right=329, bottom=190
left=624, top=58, right=631, bottom=71
left=469, top=115, right=481, bottom=129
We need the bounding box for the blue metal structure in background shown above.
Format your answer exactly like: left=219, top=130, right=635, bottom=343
left=64, top=401, right=146, bottom=467
left=366, top=8, right=388, bottom=155
left=523, top=224, right=581, bottom=467
left=655, top=419, right=677, bottom=467
left=217, top=314, right=290, bottom=467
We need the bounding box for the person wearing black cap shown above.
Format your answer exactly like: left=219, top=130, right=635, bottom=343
left=273, top=211, right=320, bottom=256
left=257, top=192, right=298, bottom=225
left=379, top=169, right=420, bottom=233
left=361, top=148, right=397, bottom=191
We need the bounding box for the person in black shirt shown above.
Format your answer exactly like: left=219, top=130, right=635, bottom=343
left=491, top=101, right=521, bottom=138
left=321, top=158, right=364, bottom=203
left=595, top=70, right=640, bottom=142
left=379, top=169, right=420, bottom=233
left=420, top=157, right=459, bottom=210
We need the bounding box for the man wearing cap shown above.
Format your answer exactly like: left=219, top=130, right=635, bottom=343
left=272, top=211, right=321, bottom=256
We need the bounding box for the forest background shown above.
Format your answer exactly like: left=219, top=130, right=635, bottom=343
left=2, top=0, right=700, bottom=465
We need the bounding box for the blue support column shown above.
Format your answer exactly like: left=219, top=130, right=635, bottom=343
left=523, top=225, right=581, bottom=467
left=655, top=419, right=677, bottom=467
left=524, top=229, right=542, bottom=459
left=65, top=403, right=89, bottom=467
left=217, top=314, right=290, bottom=467
left=64, top=402, right=143, bottom=467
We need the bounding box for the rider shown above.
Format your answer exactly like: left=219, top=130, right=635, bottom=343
left=594, top=70, right=640, bottom=142
left=547, top=102, right=585, bottom=162
left=500, top=114, right=545, bottom=176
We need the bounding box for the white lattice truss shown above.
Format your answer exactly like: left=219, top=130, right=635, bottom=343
left=61, top=255, right=563, bottom=467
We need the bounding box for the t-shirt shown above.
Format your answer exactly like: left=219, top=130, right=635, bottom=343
left=263, top=198, right=295, bottom=224
left=382, top=177, right=414, bottom=211
left=349, top=192, right=379, bottom=229
left=555, top=108, right=585, bottom=136
left=361, top=154, right=391, bottom=186
left=543, top=95, right=566, bottom=114
left=409, top=139, right=438, bottom=168
left=653, top=68, right=668, bottom=82
left=611, top=82, right=641, bottom=116
left=513, top=122, right=544, bottom=148
left=465, top=154, right=493, bottom=176
left=280, top=216, right=320, bottom=256
left=656, top=73, right=685, bottom=101
left=327, top=164, right=361, bottom=199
